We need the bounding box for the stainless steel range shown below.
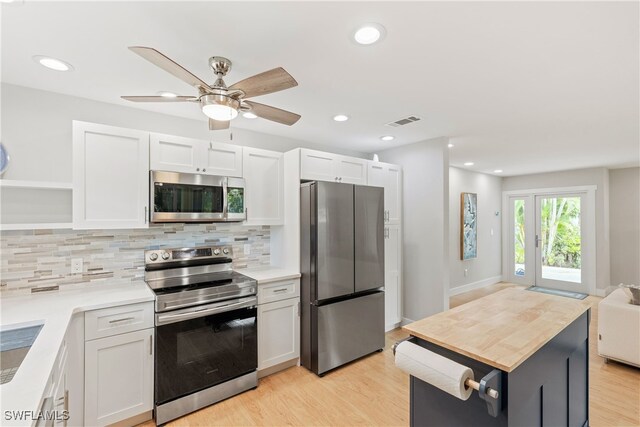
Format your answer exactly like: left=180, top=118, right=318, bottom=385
left=144, top=246, right=258, bottom=425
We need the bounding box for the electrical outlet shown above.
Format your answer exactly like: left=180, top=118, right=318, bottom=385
left=464, top=269, right=468, bottom=277
left=71, top=258, right=83, bottom=274
left=244, top=244, right=251, bottom=255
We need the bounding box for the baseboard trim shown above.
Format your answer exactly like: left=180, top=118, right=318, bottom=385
left=450, top=275, right=503, bottom=296
left=258, top=358, right=299, bottom=379
left=400, top=317, right=415, bottom=326
left=385, top=322, right=401, bottom=332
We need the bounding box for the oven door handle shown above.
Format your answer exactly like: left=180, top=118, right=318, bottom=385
left=156, top=296, right=257, bottom=326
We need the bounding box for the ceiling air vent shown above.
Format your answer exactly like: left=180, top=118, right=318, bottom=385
left=386, top=116, right=421, bottom=127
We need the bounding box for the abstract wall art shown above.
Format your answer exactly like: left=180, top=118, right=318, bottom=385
left=461, top=192, right=478, bottom=260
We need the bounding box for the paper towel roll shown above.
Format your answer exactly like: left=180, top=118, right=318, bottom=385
left=395, top=341, right=474, bottom=400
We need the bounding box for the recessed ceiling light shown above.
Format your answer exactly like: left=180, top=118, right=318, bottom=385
left=353, top=23, right=386, bottom=45
left=243, top=112, right=258, bottom=119
left=380, top=136, right=394, bottom=141
left=32, top=55, right=74, bottom=71
left=448, top=143, right=454, bottom=148
left=333, top=114, right=349, bottom=122
left=464, top=162, right=474, bottom=166
left=494, top=169, right=503, bottom=173
left=157, top=91, right=178, bottom=98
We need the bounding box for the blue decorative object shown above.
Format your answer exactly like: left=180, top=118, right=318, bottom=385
left=0, top=144, right=10, bottom=175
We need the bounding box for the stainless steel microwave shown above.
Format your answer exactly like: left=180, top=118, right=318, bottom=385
left=150, top=171, right=246, bottom=223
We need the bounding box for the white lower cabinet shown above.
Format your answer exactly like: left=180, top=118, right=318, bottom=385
left=257, top=279, right=300, bottom=375
left=84, top=329, right=154, bottom=426
left=84, top=302, right=154, bottom=427
left=384, top=224, right=402, bottom=330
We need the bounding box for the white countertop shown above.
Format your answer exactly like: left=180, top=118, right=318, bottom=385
left=0, top=281, right=155, bottom=421
left=239, top=266, right=301, bottom=284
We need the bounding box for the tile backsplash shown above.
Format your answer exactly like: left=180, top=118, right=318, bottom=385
left=0, top=223, right=270, bottom=294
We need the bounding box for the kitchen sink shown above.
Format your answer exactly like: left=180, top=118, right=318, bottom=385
left=0, top=323, right=43, bottom=384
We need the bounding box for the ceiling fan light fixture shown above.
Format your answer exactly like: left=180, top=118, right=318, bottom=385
left=201, top=94, right=239, bottom=121
left=158, top=91, right=178, bottom=98
left=333, top=114, right=349, bottom=122
left=243, top=112, right=258, bottom=119
left=380, top=135, right=394, bottom=141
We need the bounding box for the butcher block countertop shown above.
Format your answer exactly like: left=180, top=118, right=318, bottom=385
left=403, top=287, right=593, bottom=372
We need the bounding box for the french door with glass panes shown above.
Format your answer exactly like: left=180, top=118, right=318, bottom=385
left=506, top=189, right=594, bottom=294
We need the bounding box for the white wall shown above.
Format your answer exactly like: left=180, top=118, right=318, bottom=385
left=609, top=167, right=640, bottom=286
left=0, top=83, right=365, bottom=182
left=449, top=167, right=502, bottom=293
left=378, top=137, right=449, bottom=322
left=502, top=167, right=611, bottom=290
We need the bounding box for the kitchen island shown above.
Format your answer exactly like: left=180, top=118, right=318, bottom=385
left=402, top=287, right=592, bottom=427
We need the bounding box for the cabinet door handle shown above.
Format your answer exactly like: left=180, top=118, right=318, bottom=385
left=203, top=169, right=206, bottom=172
left=108, top=317, right=135, bottom=324
left=272, top=288, right=288, bottom=293
left=150, top=334, right=153, bottom=355
left=339, top=177, right=342, bottom=182
left=297, top=301, right=301, bottom=317
left=196, top=168, right=200, bottom=172
left=144, top=206, right=148, bottom=224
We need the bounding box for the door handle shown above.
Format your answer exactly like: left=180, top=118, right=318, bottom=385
left=535, top=234, right=540, bottom=248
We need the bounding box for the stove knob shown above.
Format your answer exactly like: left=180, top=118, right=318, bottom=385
left=223, top=248, right=229, bottom=255
left=149, top=253, right=158, bottom=261
left=161, top=252, right=170, bottom=260
left=213, top=249, right=221, bottom=256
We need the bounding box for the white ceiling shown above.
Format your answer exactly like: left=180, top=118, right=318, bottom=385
left=2, top=1, right=638, bottom=176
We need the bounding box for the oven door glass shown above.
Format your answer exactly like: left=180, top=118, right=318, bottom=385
left=154, top=182, right=224, bottom=214
left=155, top=306, right=257, bottom=405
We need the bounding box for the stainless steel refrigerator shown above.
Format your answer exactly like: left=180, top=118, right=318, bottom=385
left=300, top=181, right=385, bottom=376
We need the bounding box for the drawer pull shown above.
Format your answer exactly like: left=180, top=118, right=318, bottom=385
left=108, top=317, right=135, bottom=324
left=272, top=288, right=288, bottom=293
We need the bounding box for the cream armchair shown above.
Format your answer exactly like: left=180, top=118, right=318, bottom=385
left=598, top=288, right=640, bottom=367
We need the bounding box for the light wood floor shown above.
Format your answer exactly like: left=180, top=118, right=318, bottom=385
left=141, top=283, right=640, bottom=427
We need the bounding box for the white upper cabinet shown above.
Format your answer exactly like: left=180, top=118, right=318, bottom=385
left=73, top=121, right=149, bottom=229
left=150, top=133, right=242, bottom=177
left=204, top=141, right=243, bottom=177
left=149, top=133, right=199, bottom=173
left=242, top=147, right=284, bottom=225
left=300, top=149, right=367, bottom=184
left=300, top=149, right=336, bottom=182
left=368, top=161, right=402, bottom=224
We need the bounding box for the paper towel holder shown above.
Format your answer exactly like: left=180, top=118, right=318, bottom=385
left=393, top=338, right=502, bottom=417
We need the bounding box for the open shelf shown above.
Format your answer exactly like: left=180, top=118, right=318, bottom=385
left=1, top=182, right=73, bottom=230
left=0, top=223, right=73, bottom=231
left=0, top=179, right=72, bottom=190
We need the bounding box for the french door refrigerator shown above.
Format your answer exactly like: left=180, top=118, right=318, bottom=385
left=300, top=181, right=385, bottom=376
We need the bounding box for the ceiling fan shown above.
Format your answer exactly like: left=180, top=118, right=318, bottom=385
left=121, top=47, right=301, bottom=130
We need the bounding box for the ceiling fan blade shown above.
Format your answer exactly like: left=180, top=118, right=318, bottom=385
left=121, top=96, right=197, bottom=102
left=209, top=119, right=230, bottom=130
left=244, top=101, right=301, bottom=126
left=129, top=46, right=211, bottom=91
left=229, top=67, right=298, bottom=98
